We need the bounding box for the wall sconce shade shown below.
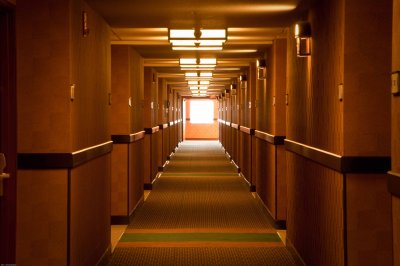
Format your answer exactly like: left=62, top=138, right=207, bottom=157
left=240, top=74, right=248, bottom=89
left=256, top=59, right=267, bottom=80
left=294, top=22, right=311, bottom=38
left=295, top=22, right=312, bottom=57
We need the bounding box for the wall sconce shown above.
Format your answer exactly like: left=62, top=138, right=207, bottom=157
left=294, top=22, right=311, bottom=57
left=256, top=59, right=267, bottom=80
left=230, top=83, right=237, bottom=95
left=225, top=89, right=231, bottom=98
left=82, top=11, right=89, bottom=37
left=240, top=74, right=247, bottom=89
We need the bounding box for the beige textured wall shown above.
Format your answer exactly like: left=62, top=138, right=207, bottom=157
left=16, top=170, right=68, bottom=265
left=111, top=145, right=128, bottom=215
left=286, top=0, right=393, bottom=264
left=111, top=46, right=131, bottom=134
left=17, top=0, right=71, bottom=152
left=286, top=153, right=345, bottom=266
left=129, top=139, right=144, bottom=212
left=346, top=174, right=393, bottom=265
left=287, top=0, right=344, bottom=153
left=70, top=155, right=111, bottom=266
left=70, top=0, right=111, bottom=151
left=16, top=0, right=112, bottom=264
left=130, top=48, right=144, bottom=133
left=343, top=0, right=392, bottom=156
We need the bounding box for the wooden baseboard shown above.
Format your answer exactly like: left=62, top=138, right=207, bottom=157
left=286, top=237, right=306, bottom=265
left=254, top=193, right=286, bottom=230
left=231, top=160, right=240, bottom=173
left=144, top=183, right=153, bottom=190
left=111, top=215, right=129, bottom=225
left=96, top=244, right=111, bottom=266
left=111, top=196, right=144, bottom=225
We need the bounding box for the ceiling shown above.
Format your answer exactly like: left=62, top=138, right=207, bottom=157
left=86, top=0, right=311, bottom=97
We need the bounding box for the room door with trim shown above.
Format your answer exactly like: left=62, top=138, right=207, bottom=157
left=0, top=2, right=16, bottom=264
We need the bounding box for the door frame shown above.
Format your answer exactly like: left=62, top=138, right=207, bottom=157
left=0, top=1, right=16, bottom=263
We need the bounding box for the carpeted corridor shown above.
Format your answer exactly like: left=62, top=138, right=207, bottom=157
left=109, top=141, right=301, bottom=265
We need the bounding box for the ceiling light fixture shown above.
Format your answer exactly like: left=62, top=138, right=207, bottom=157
left=169, top=28, right=227, bottom=51
left=188, top=80, right=210, bottom=85
left=180, top=58, right=217, bottom=71
left=185, top=72, right=213, bottom=80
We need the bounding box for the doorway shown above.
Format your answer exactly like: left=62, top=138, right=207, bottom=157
left=184, top=99, right=219, bottom=140
left=0, top=2, right=16, bottom=264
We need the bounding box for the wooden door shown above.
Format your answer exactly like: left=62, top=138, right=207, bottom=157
left=0, top=2, right=16, bottom=263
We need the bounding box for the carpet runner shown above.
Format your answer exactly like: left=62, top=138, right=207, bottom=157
left=109, top=141, right=301, bottom=265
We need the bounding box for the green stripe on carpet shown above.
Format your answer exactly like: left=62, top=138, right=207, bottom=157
left=120, top=233, right=281, bottom=243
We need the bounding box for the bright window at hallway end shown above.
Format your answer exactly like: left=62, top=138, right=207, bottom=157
left=190, top=100, right=214, bottom=124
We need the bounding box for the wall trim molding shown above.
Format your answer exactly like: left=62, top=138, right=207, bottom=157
left=284, top=139, right=391, bottom=173
left=111, top=196, right=144, bottom=225
left=144, top=126, right=160, bottom=134
left=388, top=171, right=400, bottom=197
left=239, top=126, right=255, bottom=135
left=254, top=193, right=286, bottom=230
left=231, top=123, right=239, bottom=129
left=159, top=123, right=168, bottom=129
left=96, top=244, right=111, bottom=266
left=18, top=141, right=113, bottom=169
left=254, top=130, right=285, bottom=145
left=111, top=131, right=145, bottom=143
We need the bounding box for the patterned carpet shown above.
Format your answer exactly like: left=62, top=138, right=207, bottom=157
left=109, top=141, right=301, bottom=265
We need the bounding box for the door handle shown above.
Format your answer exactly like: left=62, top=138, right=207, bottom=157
left=0, top=153, right=11, bottom=197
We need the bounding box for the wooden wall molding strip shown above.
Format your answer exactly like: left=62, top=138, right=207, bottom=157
left=159, top=124, right=169, bottom=130
left=144, top=126, right=160, bottom=134
left=254, top=130, right=285, bottom=145
left=239, top=126, right=255, bottom=135
left=112, top=131, right=145, bottom=143
left=231, top=123, right=239, bottom=129
left=285, top=139, right=391, bottom=173
left=18, top=141, right=113, bottom=169
left=388, top=171, right=400, bottom=197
